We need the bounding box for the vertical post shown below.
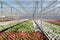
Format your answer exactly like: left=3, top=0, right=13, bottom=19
left=18, top=12, right=20, bottom=19
left=15, top=9, right=17, bottom=20
left=1, top=2, right=3, bottom=21
left=36, top=1, right=38, bottom=19
left=32, top=1, right=38, bottom=20
left=41, top=0, right=42, bottom=28
left=11, top=7, right=13, bottom=21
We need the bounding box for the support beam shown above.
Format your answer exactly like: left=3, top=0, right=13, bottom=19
left=15, top=0, right=31, bottom=16
left=0, top=2, right=28, bottom=18
left=38, top=0, right=57, bottom=14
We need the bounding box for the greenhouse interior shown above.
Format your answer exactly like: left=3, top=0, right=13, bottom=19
left=0, top=0, right=60, bottom=40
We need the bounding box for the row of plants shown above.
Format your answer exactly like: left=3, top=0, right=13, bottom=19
left=0, top=31, right=47, bottom=40
left=43, top=21, right=60, bottom=32
left=6, top=20, right=34, bottom=32
left=0, top=21, right=20, bottom=31
left=0, top=20, right=47, bottom=40
left=45, top=21, right=60, bottom=26
left=42, top=21, right=60, bottom=39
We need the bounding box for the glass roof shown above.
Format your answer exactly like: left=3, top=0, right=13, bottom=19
left=0, top=0, right=60, bottom=19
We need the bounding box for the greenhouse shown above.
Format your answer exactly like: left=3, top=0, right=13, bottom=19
left=0, top=0, right=60, bottom=40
